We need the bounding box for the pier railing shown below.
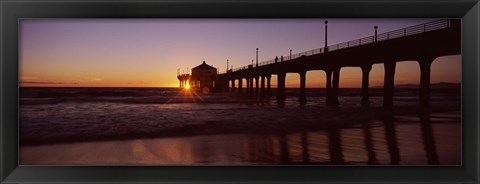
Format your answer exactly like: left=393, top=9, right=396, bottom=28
left=177, top=74, right=190, bottom=78
left=225, top=19, right=452, bottom=73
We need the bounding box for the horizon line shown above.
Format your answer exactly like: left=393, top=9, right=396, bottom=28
left=19, top=82, right=461, bottom=88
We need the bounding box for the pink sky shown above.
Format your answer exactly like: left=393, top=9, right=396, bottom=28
left=19, top=19, right=460, bottom=88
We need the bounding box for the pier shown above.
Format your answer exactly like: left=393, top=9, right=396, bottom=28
left=177, top=74, right=190, bottom=88
left=214, top=19, right=461, bottom=108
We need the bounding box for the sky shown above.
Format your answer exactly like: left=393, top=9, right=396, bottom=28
left=19, top=19, right=461, bottom=88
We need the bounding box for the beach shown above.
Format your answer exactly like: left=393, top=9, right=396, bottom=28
left=19, top=87, right=461, bottom=165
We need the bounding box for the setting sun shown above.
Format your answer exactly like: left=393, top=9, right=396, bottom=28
left=185, top=83, right=190, bottom=89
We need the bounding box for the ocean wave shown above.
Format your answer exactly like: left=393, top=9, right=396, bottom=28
left=19, top=102, right=461, bottom=146
left=20, top=96, right=264, bottom=105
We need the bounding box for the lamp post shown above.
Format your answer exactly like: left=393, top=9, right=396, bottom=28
left=374, top=25, right=378, bottom=42
left=256, top=48, right=259, bottom=67
left=324, top=20, right=328, bottom=52
left=227, top=59, right=229, bottom=72
left=290, top=49, right=292, bottom=60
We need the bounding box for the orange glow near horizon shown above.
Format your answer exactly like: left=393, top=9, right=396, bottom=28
left=20, top=55, right=460, bottom=88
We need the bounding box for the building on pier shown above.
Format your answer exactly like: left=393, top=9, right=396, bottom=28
left=178, top=61, right=218, bottom=93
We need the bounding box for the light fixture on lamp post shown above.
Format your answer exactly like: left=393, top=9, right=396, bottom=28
left=256, top=48, right=259, bottom=67
left=324, top=20, right=328, bottom=52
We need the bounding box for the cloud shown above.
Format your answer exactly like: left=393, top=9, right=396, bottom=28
left=20, top=76, right=39, bottom=81
left=69, top=78, right=103, bottom=82
left=20, top=81, right=70, bottom=85
left=88, top=78, right=103, bottom=82
left=127, top=81, right=155, bottom=85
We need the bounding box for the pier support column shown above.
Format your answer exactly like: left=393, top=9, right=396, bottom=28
left=246, top=78, right=249, bottom=94
left=419, top=57, right=434, bottom=108
left=325, top=70, right=333, bottom=105
left=331, top=67, right=340, bottom=106
left=231, top=80, right=235, bottom=92
left=245, top=77, right=250, bottom=94
left=261, top=75, right=265, bottom=98
left=238, top=78, right=243, bottom=93
left=249, top=77, right=254, bottom=96
left=267, top=75, right=271, bottom=96
left=299, top=71, right=307, bottom=104
left=277, top=73, right=286, bottom=103
left=383, top=61, right=396, bottom=109
left=255, top=76, right=259, bottom=96
left=361, top=65, right=372, bottom=106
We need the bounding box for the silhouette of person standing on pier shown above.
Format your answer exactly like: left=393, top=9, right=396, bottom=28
left=281, top=56, right=283, bottom=62
left=275, top=56, right=278, bottom=63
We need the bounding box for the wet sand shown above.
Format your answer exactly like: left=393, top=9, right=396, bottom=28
left=20, top=112, right=460, bottom=165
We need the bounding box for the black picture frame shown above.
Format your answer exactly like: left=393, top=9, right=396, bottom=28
left=1, top=0, right=479, bottom=183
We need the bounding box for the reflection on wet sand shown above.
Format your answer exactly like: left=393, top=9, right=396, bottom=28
left=383, top=115, right=400, bottom=164
left=20, top=111, right=460, bottom=165
left=363, top=121, right=377, bottom=164
left=420, top=111, right=439, bottom=165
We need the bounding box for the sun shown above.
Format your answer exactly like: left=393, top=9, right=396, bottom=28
left=185, top=83, right=190, bottom=89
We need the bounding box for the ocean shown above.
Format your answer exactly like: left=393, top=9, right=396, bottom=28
left=19, top=86, right=461, bottom=165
